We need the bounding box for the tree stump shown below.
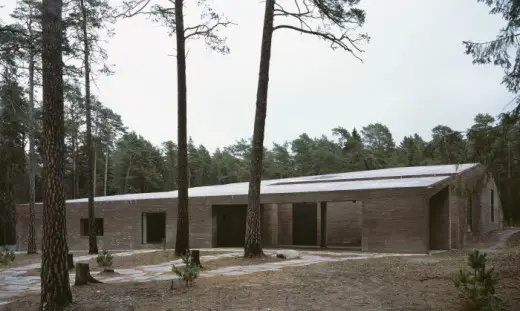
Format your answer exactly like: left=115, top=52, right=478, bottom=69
left=191, top=250, right=201, bottom=267
left=74, top=262, right=101, bottom=286
left=67, top=253, right=74, bottom=270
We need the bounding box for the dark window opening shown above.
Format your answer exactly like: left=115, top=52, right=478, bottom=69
left=142, top=212, right=166, bottom=244
left=491, top=189, right=495, bottom=222
left=80, top=218, right=104, bottom=236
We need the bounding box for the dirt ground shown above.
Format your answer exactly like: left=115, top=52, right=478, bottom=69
left=3, top=232, right=520, bottom=311
left=201, top=254, right=283, bottom=271
left=18, top=250, right=231, bottom=276
left=0, top=252, right=91, bottom=269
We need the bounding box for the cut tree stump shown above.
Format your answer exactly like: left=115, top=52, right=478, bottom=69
left=67, top=253, right=74, bottom=270
left=74, top=262, right=101, bottom=285
left=191, top=250, right=201, bottom=267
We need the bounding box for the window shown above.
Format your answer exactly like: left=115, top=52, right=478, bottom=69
left=467, top=198, right=472, bottom=232
left=491, top=189, right=495, bottom=222
left=80, top=218, right=104, bottom=236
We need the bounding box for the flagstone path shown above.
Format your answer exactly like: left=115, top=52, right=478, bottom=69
left=0, top=249, right=421, bottom=306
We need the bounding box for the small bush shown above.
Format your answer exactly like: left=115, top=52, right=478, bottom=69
left=172, top=250, right=200, bottom=288
left=0, top=248, right=15, bottom=265
left=96, top=249, right=113, bottom=268
left=453, top=250, right=503, bottom=311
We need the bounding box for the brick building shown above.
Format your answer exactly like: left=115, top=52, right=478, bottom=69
left=15, top=163, right=503, bottom=254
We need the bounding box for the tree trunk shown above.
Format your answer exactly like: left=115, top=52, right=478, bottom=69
left=191, top=249, right=201, bottom=267
left=174, top=0, right=190, bottom=257
left=40, top=0, right=73, bottom=307
left=67, top=253, right=74, bottom=270
left=27, top=51, right=37, bottom=255
left=104, top=146, right=109, bottom=196
left=74, top=263, right=101, bottom=285
left=124, top=155, right=132, bottom=194
left=244, top=0, right=275, bottom=258
left=72, top=132, right=77, bottom=199
left=80, top=0, right=98, bottom=255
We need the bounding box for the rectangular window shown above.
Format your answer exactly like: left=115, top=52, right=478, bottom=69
left=80, top=218, right=104, bottom=236
left=491, top=189, right=495, bottom=222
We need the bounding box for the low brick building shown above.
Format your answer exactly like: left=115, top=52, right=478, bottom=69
left=15, top=163, right=503, bottom=254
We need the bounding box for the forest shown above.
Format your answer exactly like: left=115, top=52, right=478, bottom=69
left=1, top=80, right=520, bottom=222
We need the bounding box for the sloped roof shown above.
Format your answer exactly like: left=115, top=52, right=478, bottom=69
left=63, top=163, right=478, bottom=203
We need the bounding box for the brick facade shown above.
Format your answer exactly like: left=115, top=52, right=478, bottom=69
left=15, top=165, right=504, bottom=254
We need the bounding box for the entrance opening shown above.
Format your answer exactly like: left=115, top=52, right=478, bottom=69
left=429, top=187, right=450, bottom=250
left=142, top=212, right=166, bottom=244
left=213, top=205, right=247, bottom=247
left=292, top=202, right=317, bottom=246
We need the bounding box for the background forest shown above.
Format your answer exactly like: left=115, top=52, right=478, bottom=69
left=1, top=79, right=520, bottom=223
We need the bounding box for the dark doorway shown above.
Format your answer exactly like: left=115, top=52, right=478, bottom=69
left=429, top=187, right=450, bottom=250
left=214, top=205, right=247, bottom=247
left=142, top=212, right=166, bottom=244
left=292, top=202, right=318, bottom=246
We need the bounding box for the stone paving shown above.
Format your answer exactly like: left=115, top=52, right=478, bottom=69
left=0, top=248, right=421, bottom=306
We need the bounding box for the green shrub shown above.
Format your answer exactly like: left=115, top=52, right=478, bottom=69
left=0, top=248, right=15, bottom=265
left=96, top=249, right=113, bottom=267
left=453, top=250, right=503, bottom=311
left=172, top=250, right=200, bottom=287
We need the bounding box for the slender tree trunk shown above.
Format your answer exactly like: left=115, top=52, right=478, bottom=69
left=104, top=146, right=108, bottom=196
left=27, top=52, right=37, bottom=255
left=93, top=146, right=97, bottom=195
left=174, top=0, right=190, bottom=257
left=124, top=155, right=132, bottom=194
left=244, top=0, right=275, bottom=258
left=40, top=0, right=73, bottom=306
left=80, top=0, right=98, bottom=254
left=508, top=143, right=512, bottom=226
left=71, top=133, right=77, bottom=199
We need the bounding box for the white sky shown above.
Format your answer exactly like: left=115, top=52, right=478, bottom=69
left=1, top=0, right=513, bottom=151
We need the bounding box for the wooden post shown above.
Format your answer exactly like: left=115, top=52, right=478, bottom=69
left=74, top=262, right=101, bottom=286
left=320, top=202, right=327, bottom=248
left=67, top=253, right=74, bottom=270
left=191, top=249, right=201, bottom=267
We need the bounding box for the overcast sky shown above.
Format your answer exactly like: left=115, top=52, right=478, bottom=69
left=1, top=0, right=513, bottom=152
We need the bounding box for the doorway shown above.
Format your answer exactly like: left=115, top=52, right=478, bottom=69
left=142, top=212, right=166, bottom=244
left=429, top=187, right=450, bottom=250
left=292, top=202, right=318, bottom=246
left=213, top=205, right=247, bottom=247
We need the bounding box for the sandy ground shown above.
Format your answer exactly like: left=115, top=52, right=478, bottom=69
left=2, top=231, right=520, bottom=311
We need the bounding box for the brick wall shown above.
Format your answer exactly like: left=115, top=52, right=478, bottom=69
left=277, top=203, right=293, bottom=245
left=326, top=201, right=362, bottom=246
left=362, top=194, right=429, bottom=254
left=16, top=197, right=212, bottom=251
left=478, top=177, right=503, bottom=236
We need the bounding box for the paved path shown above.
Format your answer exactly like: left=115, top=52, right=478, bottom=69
left=0, top=249, right=421, bottom=305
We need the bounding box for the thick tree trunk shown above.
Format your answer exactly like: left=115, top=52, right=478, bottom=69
left=244, top=0, right=275, bottom=258
left=27, top=52, right=37, bottom=255
left=174, top=0, right=190, bottom=257
left=67, top=253, right=74, bottom=270
left=74, top=263, right=101, bottom=285
left=40, top=0, right=73, bottom=307
left=80, top=0, right=98, bottom=255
